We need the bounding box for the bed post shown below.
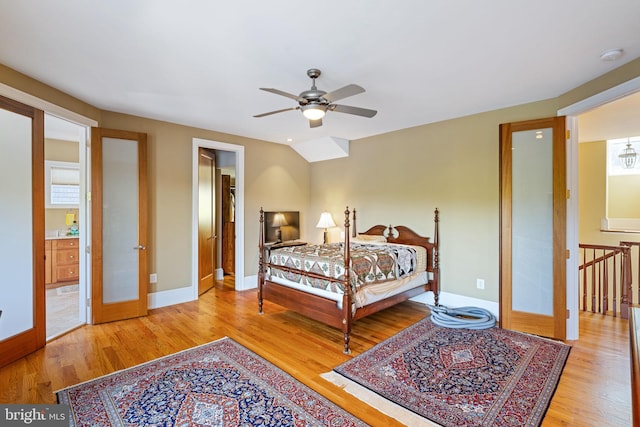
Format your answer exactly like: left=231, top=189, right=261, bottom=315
left=258, top=208, right=265, bottom=314
left=352, top=208, right=357, bottom=237
left=342, top=206, right=352, bottom=354
left=433, top=208, right=440, bottom=306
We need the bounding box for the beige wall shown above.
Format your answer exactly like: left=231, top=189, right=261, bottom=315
left=98, top=112, right=311, bottom=292
left=3, top=56, right=640, bottom=302
left=609, top=174, right=640, bottom=218
left=309, top=99, right=559, bottom=302
left=579, top=139, right=640, bottom=245
left=44, top=138, right=80, bottom=233
left=0, top=64, right=310, bottom=294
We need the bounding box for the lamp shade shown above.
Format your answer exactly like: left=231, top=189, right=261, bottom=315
left=271, top=213, right=288, bottom=227
left=316, top=212, right=336, bottom=229
left=301, top=104, right=327, bottom=120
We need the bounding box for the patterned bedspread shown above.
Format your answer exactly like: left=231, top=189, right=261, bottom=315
left=268, top=242, right=418, bottom=294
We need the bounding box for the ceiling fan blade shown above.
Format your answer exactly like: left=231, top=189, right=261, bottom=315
left=330, top=104, right=377, bottom=118
left=259, top=87, right=306, bottom=103
left=322, top=84, right=365, bottom=102
left=253, top=107, right=298, bottom=118
left=309, top=118, right=323, bottom=128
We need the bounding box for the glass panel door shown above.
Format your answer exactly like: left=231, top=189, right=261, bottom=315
left=511, top=128, right=554, bottom=315
left=500, top=117, right=566, bottom=340
left=0, top=108, right=34, bottom=338
left=91, top=128, right=147, bottom=324
left=102, top=137, right=140, bottom=303
left=0, top=95, right=45, bottom=368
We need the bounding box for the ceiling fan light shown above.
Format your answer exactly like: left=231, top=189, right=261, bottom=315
left=301, top=104, right=326, bottom=120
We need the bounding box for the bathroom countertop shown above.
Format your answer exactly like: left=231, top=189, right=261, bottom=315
left=45, top=235, right=79, bottom=240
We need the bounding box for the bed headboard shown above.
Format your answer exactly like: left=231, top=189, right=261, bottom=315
left=345, top=207, right=440, bottom=273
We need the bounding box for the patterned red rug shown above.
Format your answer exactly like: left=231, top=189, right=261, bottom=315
left=325, top=318, right=570, bottom=427
left=57, top=337, right=367, bottom=427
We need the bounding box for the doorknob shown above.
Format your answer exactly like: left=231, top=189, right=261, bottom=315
left=208, top=235, right=216, bottom=240
left=134, top=245, right=146, bottom=250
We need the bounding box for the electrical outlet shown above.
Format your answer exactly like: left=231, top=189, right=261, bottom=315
left=150, top=273, right=157, bottom=283
left=476, top=278, right=485, bottom=290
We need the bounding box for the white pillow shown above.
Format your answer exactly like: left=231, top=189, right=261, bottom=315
left=352, top=234, right=387, bottom=243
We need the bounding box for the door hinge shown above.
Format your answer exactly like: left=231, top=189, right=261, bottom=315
left=566, top=129, right=570, bottom=139
left=566, top=189, right=570, bottom=199
left=566, top=249, right=570, bottom=259
left=566, top=309, right=570, bottom=319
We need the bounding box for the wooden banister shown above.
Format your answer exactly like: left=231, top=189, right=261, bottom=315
left=630, top=306, right=640, bottom=426
left=579, top=243, right=634, bottom=318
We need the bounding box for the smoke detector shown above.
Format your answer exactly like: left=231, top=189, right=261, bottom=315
left=600, top=48, right=624, bottom=62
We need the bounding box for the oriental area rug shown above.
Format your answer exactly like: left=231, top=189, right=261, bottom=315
left=57, top=337, right=367, bottom=427
left=323, top=318, right=570, bottom=427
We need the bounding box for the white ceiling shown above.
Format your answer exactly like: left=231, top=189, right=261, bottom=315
left=578, top=91, right=640, bottom=142
left=2, top=1, right=640, bottom=146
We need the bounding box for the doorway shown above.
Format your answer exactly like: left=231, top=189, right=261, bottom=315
left=560, top=76, right=640, bottom=340
left=192, top=138, right=245, bottom=294
left=44, top=113, right=89, bottom=340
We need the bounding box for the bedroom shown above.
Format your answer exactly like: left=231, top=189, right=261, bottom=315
left=1, top=58, right=637, bottom=427
left=0, top=2, right=638, bottom=425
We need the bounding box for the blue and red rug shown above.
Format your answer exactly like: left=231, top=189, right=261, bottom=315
left=324, top=318, right=570, bottom=427
left=57, top=337, right=366, bottom=427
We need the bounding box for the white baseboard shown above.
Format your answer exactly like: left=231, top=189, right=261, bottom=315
left=215, top=268, right=224, bottom=281
left=411, top=291, right=500, bottom=320
left=239, top=275, right=257, bottom=291
left=148, top=286, right=196, bottom=309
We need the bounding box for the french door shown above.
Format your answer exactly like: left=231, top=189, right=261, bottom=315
left=0, top=95, right=45, bottom=367
left=91, top=128, right=148, bottom=324
left=500, top=116, right=567, bottom=340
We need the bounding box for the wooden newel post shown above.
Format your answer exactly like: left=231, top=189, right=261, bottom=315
left=621, top=246, right=632, bottom=319
left=258, top=208, right=265, bottom=314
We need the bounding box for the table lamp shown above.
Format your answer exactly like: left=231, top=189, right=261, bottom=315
left=316, top=211, right=336, bottom=244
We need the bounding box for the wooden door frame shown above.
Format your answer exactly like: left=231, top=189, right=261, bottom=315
left=558, top=77, right=640, bottom=340
left=499, top=116, right=567, bottom=340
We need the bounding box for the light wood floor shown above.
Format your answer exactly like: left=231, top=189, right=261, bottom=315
left=0, top=277, right=632, bottom=426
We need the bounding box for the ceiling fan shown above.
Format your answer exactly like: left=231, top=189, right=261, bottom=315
left=254, top=68, right=377, bottom=128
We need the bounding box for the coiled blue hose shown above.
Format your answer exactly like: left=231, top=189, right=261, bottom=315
left=426, top=304, right=497, bottom=329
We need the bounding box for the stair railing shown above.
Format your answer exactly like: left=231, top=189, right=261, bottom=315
left=579, top=242, right=636, bottom=318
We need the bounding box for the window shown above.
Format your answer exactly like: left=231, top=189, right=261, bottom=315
left=607, top=137, right=640, bottom=176
left=45, top=160, right=80, bottom=208
left=603, top=137, right=640, bottom=232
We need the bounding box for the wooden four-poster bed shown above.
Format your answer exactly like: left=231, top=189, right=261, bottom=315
left=258, top=207, right=440, bottom=353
